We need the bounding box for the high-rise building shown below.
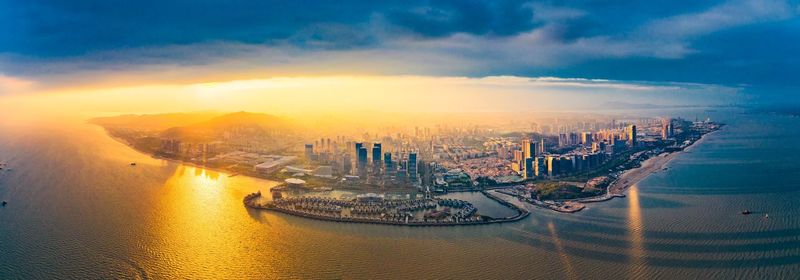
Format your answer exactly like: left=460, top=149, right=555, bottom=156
left=546, top=156, right=559, bottom=177
left=419, top=161, right=436, bottom=187
left=304, top=144, right=314, bottom=159
left=354, top=142, right=363, bottom=157
left=340, top=153, right=352, bottom=175
left=513, top=150, right=524, bottom=163
left=326, top=138, right=331, bottom=152
left=581, top=132, right=593, bottom=146
left=357, top=146, right=368, bottom=178
left=627, top=125, right=637, bottom=147
left=522, top=139, right=537, bottom=159
left=408, top=152, right=418, bottom=184
left=539, top=139, right=545, bottom=154
left=524, top=157, right=535, bottom=179
left=662, top=119, right=674, bottom=139
left=371, top=143, right=382, bottom=174
left=558, top=133, right=568, bottom=147
left=569, top=132, right=579, bottom=145
left=559, top=156, right=572, bottom=175
left=383, top=152, right=393, bottom=177
left=161, top=139, right=182, bottom=154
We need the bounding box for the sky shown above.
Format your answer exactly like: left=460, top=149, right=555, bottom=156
left=1, top=0, right=798, bottom=113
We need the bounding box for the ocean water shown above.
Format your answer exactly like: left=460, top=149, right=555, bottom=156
left=0, top=109, right=798, bottom=279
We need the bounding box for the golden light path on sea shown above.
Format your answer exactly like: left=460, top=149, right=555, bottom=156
left=547, top=222, right=577, bottom=280
left=628, top=185, right=646, bottom=279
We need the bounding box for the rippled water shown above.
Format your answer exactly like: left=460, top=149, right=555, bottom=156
left=0, top=110, right=798, bottom=279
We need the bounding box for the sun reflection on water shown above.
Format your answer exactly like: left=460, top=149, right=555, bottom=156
left=547, top=222, right=577, bottom=280
left=146, top=165, right=265, bottom=278
left=627, top=185, right=646, bottom=279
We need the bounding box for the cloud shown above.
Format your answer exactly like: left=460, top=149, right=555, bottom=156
left=384, top=1, right=537, bottom=37
left=0, top=74, right=35, bottom=94
left=1, top=0, right=799, bottom=90
left=642, top=0, right=795, bottom=39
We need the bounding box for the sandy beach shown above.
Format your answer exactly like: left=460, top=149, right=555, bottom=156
left=607, top=151, right=677, bottom=196
left=606, top=129, right=718, bottom=197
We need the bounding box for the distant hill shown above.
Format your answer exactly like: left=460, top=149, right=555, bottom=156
left=90, top=111, right=223, bottom=131
left=160, top=112, right=289, bottom=140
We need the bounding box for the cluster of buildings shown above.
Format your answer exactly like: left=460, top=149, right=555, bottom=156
left=159, top=139, right=221, bottom=159
left=502, top=124, right=642, bottom=179
left=305, top=140, right=438, bottom=188
left=298, top=117, right=689, bottom=188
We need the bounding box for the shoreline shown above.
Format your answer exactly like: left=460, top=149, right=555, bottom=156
left=101, top=123, right=720, bottom=218
left=582, top=128, right=722, bottom=205
left=102, top=129, right=271, bottom=180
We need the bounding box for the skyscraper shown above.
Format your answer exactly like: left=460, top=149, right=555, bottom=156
left=383, top=152, right=393, bottom=177
left=546, top=156, right=558, bottom=177
left=662, top=119, right=674, bottom=139
left=668, top=121, right=674, bottom=138
left=304, top=144, right=314, bottom=159
left=408, top=152, right=418, bottom=184
left=357, top=146, right=368, bottom=178
left=354, top=142, right=363, bottom=157
left=371, top=143, right=382, bottom=174
left=524, top=157, right=535, bottom=179
left=340, top=153, right=352, bottom=175
left=581, top=132, right=593, bottom=146
left=539, top=139, right=545, bottom=154
left=522, top=139, right=537, bottom=159
left=628, top=125, right=637, bottom=147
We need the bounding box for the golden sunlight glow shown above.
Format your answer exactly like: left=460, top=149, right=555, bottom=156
left=547, top=222, right=577, bottom=280
left=0, top=74, right=675, bottom=122
left=150, top=166, right=240, bottom=278
left=627, top=186, right=646, bottom=279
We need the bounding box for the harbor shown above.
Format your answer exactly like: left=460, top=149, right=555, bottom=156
left=244, top=191, right=529, bottom=226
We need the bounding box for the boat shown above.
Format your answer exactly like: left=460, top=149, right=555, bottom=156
left=741, top=209, right=751, bottom=215
left=2, top=201, right=6, bottom=207
left=765, top=214, right=769, bottom=219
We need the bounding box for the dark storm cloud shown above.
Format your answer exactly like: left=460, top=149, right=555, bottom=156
left=1, top=0, right=799, bottom=88
left=385, top=0, right=537, bottom=37
left=0, top=0, right=399, bottom=56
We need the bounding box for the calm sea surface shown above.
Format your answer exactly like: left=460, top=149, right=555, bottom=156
left=0, top=109, right=798, bottom=279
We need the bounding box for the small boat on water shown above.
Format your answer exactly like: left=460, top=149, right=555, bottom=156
left=765, top=214, right=769, bottom=219
left=741, top=209, right=752, bottom=215
left=2, top=201, right=7, bottom=207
